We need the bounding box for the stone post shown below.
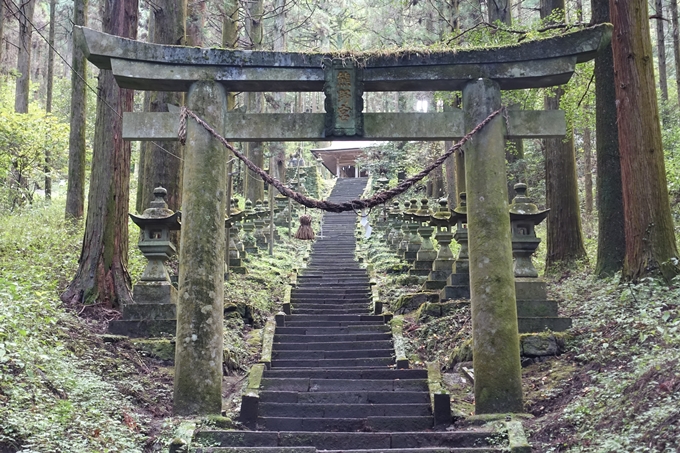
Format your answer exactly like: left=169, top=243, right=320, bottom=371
left=174, top=81, right=228, bottom=415
left=463, top=78, right=523, bottom=414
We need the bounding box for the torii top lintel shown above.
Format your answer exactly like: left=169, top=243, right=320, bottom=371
left=77, top=24, right=611, bottom=93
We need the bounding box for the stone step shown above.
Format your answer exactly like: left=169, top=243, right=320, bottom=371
left=274, top=333, right=391, bottom=343
left=260, top=378, right=426, bottom=392
left=256, top=416, right=433, bottom=432
left=292, top=308, right=368, bottom=315
left=518, top=317, right=572, bottom=333
left=262, top=368, right=428, bottom=380
left=272, top=340, right=393, bottom=351
left=292, top=291, right=371, bottom=297
left=285, top=315, right=383, bottom=322
left=274, top=325, right=390, bottom=335
left=259, top=391, right=431, bottom=404
left=295, top=279, right=370, bottom=285
left=291, top=302, right=369, bottom=308
left=294, top=282, right=371, bottom=288
left=270, top=357, right=394, bottom=368
left=290, top=298, right=371, bottom=305
left=193, top=448, right=315, bottom=453
left=291, top=292, right=371, bottom=299
left=282, top=321, right=384, bottom=328
left=272, top=349, right=394, bottom=360
left=193, top=430, right=498, bottom=451
left=258, top=403, right=432, bottom=418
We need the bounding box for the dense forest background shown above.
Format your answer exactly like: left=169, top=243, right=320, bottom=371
left=1, top=0, right=680, bottom=451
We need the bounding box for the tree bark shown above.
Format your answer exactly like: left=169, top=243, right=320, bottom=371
left=13, top=0, right=36, bottom=113
left=541, top=0, right=587, bottom=269
left=592, top=0, right=625, bottom=277
left=65, top=0, right=88, bottom=219
left=0, top=0, right=5, bottom=75
left=61, top=0, right=138, bottom=309
left=137, top=0, right=186, bottom=215
left=243, top=0, right=265, bottom=203
left=186, top=0, right=205, bottom=46
left=609, top=0, right=680, bottom=281
left=487, top=0, right=511, bottom=24
left=270, top=0, right=286, bottom=182
left=44, top=0, right=56, bottom=200
left=583, top=126, right=592, bottom=215
left=655, top=0, right=669, bottom=103
left=671, top=0, right=680, bottom=106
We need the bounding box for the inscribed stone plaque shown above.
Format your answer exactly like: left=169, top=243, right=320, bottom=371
left=323, top=58, right=364, bottom=137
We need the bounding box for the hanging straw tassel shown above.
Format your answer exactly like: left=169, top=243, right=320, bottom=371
left=294, top=214, right=315, bottom=240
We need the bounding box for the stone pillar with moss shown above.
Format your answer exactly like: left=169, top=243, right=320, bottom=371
left=463, top=78, right=523, bottom=414
left=174, top=81, right=228, bottom=415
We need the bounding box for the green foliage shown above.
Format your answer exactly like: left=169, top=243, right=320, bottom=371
left=0, top=201, right=149, bottom=452
left=0, top=83, right=69, bottom=210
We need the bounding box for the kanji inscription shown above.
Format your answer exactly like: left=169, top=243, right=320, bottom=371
left=323, top=59, right=364, bottom=137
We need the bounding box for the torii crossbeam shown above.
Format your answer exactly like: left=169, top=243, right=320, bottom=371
left=77, top=24, right=611, bottom=416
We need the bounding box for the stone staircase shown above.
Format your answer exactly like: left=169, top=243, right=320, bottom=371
left=191, top=178, right=503, bottom=452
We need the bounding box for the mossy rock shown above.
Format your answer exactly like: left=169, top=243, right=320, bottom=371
left=520, top=332, right=569, bottom=357
left=131, top=339, right=175, bottom=361
left=416, top=302, right=442, bottom=320
left=393, top=292, right=439, bottom=313
left=447, top=339, right=473, bottom=367
left=396, top=274, right=422, bottom=286
left=224, top=301, right=254, bottom=324
left=387, top=264, right=411, bottom=274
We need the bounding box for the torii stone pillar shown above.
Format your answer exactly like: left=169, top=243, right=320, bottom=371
left=174, top=81, right=228, bottom=415
left=463, top=79, right=523, bottom=414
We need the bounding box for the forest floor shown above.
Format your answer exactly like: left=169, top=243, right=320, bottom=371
left=1, top=199, right=679, bottom=452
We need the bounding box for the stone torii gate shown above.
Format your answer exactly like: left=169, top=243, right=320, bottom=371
left=77, top=24, right=611, bottom=416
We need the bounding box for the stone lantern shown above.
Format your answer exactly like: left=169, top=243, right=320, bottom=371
left=254, top=200, right=268, bottom=248
left=109, top=186, right=180, bottom=337
left=129, top=187, right=181, bottom=288
left=509, top=183, right=549, bottom=278
left=241, top=200, right=259, bottom=256
left=226, top=198, right=246, bottom=275
left=397, top=200, right=411, bottom=258
left=424, top=198, right=455, bottom=290
left=410, top=199, right=436, bottom=276
left=439, top=193, right=471, bottom=301
left=452, top=192, right=469, bottom=274
left=403, top=199, right=421, bottom=263
left=274, top=192, right=289, bottom=226
left=387, top=201, right=403, bottom=249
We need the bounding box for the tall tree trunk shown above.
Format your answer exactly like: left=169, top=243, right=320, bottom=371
left=61, top=0, right=139, bottom=308
left=137, top=0, right=186, bottom=215
left=222, top=0, right=238, bottom=49
left=243, top=0, right=265, bottom=203
left=575, top=0, right=583, bottom=21
left=65, top=0, right=88, bottom=219
left=655, top=0, right=669, bottom=103
left=270, top=0, right=286, bottom=182
left=13, top=0, right=36, bottom=113
left=609, top=0, right=680, bottom=281
left=44, top=0, right=56, bottom=200
left=671, top=0, right=680, bottom=106
left=583, top=126, right=593, bottom=215
left=541, top=0, right=587, bottom=269
left=186, top=0, right=205, bottom=46
left=487, top=0, right=511, bottom=24
left=487, top=1, right=524, bottom=200
left=592, top=0, right=625, bottom=277
left=0, top=0, right=5, bottom=75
